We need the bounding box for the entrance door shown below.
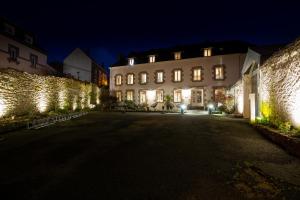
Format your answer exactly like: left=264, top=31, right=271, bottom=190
left=191, top=89, right=204, bottom=107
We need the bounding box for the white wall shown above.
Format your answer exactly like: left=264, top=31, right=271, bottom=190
left=63, top=48, right=92, bottom=82
left=0, top=34, right=54, bottom=75
left=110, top=53, right=246, bottom=106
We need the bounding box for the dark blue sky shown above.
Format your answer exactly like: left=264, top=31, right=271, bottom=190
left=1, top=0, right=300, bottom=69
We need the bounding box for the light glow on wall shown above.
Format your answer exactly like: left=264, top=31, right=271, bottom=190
left=291, top=90, right=300, bottom=127
left=146, top=90, right=156, bottom=102
left=0, top=97, right=6, bottom=117
left=237, top=95, right=243, bottom=114
left=36, top=91, right=48, bottom=113
left=182, top=89, right=191, bottom=99
left=58, top=90, right=67, bottom=109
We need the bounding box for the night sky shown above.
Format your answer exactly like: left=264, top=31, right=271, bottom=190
left=1, top=0, right=300, bottom=69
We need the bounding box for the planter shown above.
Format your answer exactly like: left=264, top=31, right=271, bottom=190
left=253, top=125, right=300, bottom=158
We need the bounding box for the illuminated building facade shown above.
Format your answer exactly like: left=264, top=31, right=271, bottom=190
left=110, top=41, right=250, bottom=110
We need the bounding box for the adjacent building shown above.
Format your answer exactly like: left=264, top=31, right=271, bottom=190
left=110, top=41, right=249, bottom=110
left=63, top=48, right=108, bottom=87
left=0, top=17, right=55, bottom=75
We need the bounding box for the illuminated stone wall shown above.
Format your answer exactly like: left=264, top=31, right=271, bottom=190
left=260, top=38, right=300, bottom=128
left=0, top=69, right=100, bottom=118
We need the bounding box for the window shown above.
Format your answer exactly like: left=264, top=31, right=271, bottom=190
left=156, top=90, right=164, bottom=102
left=214, top=88, right=226, bottom=104
left=25, top=34, right=33, bottom=45
left=128, top=58, right=134, bottom=66
left=174, top=52, right=181, bottom=60
left=149, top=55, right=155, bottom=63
left=115, top=75, right=122, bottom=86
left=4, top=23, right=15, bottom=35
left=204, top=48, right=212, bottom=57
left=116, top=91, right=122, bottom=102
left=215, top=66, right=224, bottom=80
left=126, top=90, right=134, bottom=101
left=174, top=90, right=182, bottom=103
left=139, top=91, right=147, bottom=104
left=140, top=72, right=147, bottom=84
left=193, top=68, right=202, bottom=81
left=8, top=45, right=19, bottom=60
left=127, top=74, right=134, bottom=85
left=156, top=71, right=164, bottom=83
left=30, top=54, right=38, bottom=68
left=173, top=69, right=182, bottom=82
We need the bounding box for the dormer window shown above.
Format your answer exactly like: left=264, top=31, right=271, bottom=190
left=25, top=34, right=33, bottom=45
left=174, top=52, right=181, bottom=60
left=128, top=58, right=134, bottom=66
left=204, top=48, right=212, bottom=57
left=4, top=23, right=15, bottom=35
left=149, top=55, right=155, bottom=63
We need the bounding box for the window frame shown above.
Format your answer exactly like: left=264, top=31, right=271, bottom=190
left=213, top=65, right=226, bottom=80
left=204, top=48, right=212, bottom=57
left=139, top=90, right=147, bottom=104
left=115, top=91, right=122, bottom=102
left=126, top=73, right=134, bottom=85
left=149, top=55, right=156, bottom=63
left=191, top=66, right=203, bottom=82
left=115, top=74, right=123, bottom=86
left=8, top=44, right=19, bottom=61
left=30, top=54, right=38, bottom=68
left=139, top=71, right=148, bottom=85
left=173, top=89, right=182, bottom=103
left=126, top=90, right=134, bottom=101
left=155, top=70, right=165, bottom=84
left=172, top=69, right=183, bottom=83
left=156, top=90, right=164, bottom=103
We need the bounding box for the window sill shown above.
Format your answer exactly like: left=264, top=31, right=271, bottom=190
left=7, top=58, right=20, bottom=65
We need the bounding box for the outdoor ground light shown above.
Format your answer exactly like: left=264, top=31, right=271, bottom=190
left=208, top=103, right=214, bottom=109
left=180, top=104, right=187, bottom=110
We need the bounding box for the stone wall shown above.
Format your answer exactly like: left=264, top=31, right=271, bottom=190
left=260, top=38, right=300, bottom=128
left=0, top=69, right=100, bottom=118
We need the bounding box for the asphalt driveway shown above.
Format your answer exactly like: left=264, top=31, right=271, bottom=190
left=0, top=112, right=300, bottom=199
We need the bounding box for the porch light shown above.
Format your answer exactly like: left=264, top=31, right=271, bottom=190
left=180, top=104, right=187, bottom=110
left=208, top=103, right=214, bottom=109
left=182, top=89, right=191, bottom=99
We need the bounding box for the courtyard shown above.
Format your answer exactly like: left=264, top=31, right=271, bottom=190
left=0, top=112, right=300, bottom=199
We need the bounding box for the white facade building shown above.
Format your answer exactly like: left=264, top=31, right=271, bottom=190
left=63, top=48, right=108, bottom=87
left=0, top=18, right=55, bottom=75
left=110, top=41, right=249, bottom=110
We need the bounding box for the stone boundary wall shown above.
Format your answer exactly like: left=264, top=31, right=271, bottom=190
left=0, top=69, right=100, bottom=118
left=260, top=38, right=300, bottom=128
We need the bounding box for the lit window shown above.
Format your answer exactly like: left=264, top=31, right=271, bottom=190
left=174, top=90, right=182, bottom=103
left=174, top=52, right=181, bottom=60
left=4, top=23, right=15, bottom=35
left=139, top=91, right=147, bottom=104
left=204, top=48, right=212, bottom=57
left=128, top=58, right=134, bottom=66
left=127, top=74, right=134, bottom=85
left=193, top=68, right=202, bottom=81
left=115, top=75, right=122, bottom=85
left=30, top=54, right=38, bottom=68
left=25, top=34, right=33, bottom=45
left=140, top=73, right=147, bottom=84
left=116, top=91, right=122, bottom=102
left=8, top=45, right=19, bottom=60
left=215, top=66, right=224, bottom=80
left=214, top=88, right=226, bottom=103
left=149, top=55, right=155, bottom=63
left=173, top=69, right=182, bottom=82
left=156, top=71, right=164, bottom=83
left=126, top=90, right=134, bottom=101
left=156, top=90, right=164, bottom=102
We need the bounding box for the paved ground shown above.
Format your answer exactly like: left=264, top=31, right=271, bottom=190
left=0, top=112, right=300, bottom=200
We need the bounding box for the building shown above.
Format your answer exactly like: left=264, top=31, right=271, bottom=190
left=63, top=48, right=108, bottom=87
left=0, top=17, right=55, bottom=75
left=110, top=41, right=250, bottom=110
